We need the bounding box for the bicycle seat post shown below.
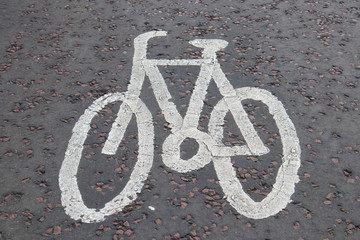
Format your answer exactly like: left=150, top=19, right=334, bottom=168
left=189, top=39, right=229, bottom=60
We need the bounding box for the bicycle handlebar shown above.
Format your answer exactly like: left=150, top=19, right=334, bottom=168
left=133, top=31, right=168, bottom=60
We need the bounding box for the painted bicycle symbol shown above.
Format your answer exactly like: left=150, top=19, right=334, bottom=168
left=59, top=31, right=301, bottom=223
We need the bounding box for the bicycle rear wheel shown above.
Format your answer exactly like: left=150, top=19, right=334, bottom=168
left=209, top=87, right=300, bottom=219
left=59, top=93, right=154, bottom=223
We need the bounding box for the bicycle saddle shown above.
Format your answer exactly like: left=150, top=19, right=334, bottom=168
left=189, top=39, right=229, bottom=51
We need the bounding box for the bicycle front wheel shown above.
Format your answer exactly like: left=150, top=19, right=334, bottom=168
left=209, top=87, right=301, bottom=219
left=59, top=93, right=154, bottom=223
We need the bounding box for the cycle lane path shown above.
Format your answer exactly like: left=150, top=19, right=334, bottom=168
left=0, top=0, right=360, bottom=239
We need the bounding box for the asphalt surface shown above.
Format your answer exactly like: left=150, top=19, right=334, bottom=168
left=0, top=0, right=360, bottom=239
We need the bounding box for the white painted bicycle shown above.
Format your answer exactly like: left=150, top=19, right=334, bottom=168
left=59, top=31, right=301, bottom=223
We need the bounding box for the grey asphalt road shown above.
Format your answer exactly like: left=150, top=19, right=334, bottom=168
left=0, top=0, right=360, bottom=239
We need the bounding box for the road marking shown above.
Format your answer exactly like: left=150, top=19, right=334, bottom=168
left=59, top=31, right=301, bottom=223
left=59, top=93, right=154, bottom=223
left=210, top=87, right=300, bottom=219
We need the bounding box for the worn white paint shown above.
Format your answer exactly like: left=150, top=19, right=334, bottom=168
left=209, top=87, right=300, bottom=219
left=59, top=31, right=301, bottom=223
left=59, top=93, right=154, bottom=223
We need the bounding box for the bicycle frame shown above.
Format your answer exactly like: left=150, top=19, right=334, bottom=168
left=104, top=31, right=269, bottom=171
